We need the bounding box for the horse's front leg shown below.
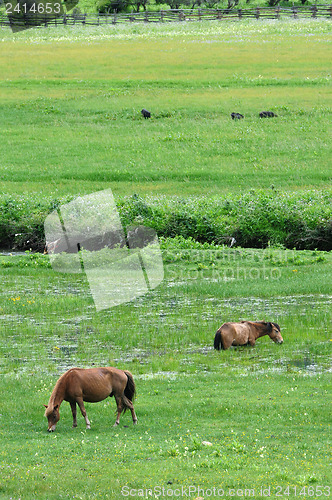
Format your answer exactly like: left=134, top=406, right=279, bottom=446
left=70, top=401, right=77, bottom=428
left=77, top=398, right=91, bottom=429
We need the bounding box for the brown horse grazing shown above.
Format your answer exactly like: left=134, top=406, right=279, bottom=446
left=214, top=321, right=283, bottom=351
left=44, top=367, right=137, bottom=432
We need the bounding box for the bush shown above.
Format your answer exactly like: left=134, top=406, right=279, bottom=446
left=0, top=195, right=70, bottom=252
left=0, top=190, right=331, bottom=252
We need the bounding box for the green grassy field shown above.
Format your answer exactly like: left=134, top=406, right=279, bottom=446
left=0, top=247, right=331, bottom=498
left=0, top=19, right=331, bottom=500
left=0, top=20, right=331, bottom=197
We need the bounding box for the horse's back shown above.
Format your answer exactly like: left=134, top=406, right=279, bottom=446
left=222, top=321, right=251, bottom=345
left=221, top=321, right=247, bottom=334
left=64, top=367, right=128, bottom=403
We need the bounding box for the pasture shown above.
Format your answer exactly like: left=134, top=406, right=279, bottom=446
left=0, top=20, right=331, bottom=197
left=0, top=19, right=331, bottom=500
left=0, top=247, right=331, bottom=498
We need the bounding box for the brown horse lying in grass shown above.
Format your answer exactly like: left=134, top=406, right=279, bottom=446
left=44, top=367, right=137, bottom=432
left=214, top=321, right=283, bottom=350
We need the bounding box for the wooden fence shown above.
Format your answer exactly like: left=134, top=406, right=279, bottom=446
left=1, top=4, right=332, bottom=29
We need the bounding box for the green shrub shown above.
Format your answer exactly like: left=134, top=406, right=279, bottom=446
left=0, top=190, right=331, bottom=252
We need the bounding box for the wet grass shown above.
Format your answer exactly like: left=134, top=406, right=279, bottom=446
left=0, top=247, right=331, bottom=498
left=1, top=245, right=331, bottom=362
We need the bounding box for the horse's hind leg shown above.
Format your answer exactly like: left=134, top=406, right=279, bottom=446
left=221, top=333, right=234, bottom=350
left=113, top=395, right=123, bottom=426
left=70, top=402, right=78, bottom=428
left=113, top=395, right=137, bottom=426
left=123, top=395, right=137, bottom=425
left=130, top=407, right=138, bottom=425
left=76, top=398, right=91, bottom=429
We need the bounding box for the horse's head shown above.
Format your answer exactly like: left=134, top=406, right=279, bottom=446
left=44, top=404, right=60, bottom=432
left=267, top=322, right=283, bottom=344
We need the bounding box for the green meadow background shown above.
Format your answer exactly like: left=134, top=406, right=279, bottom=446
left=0, top=19, right=331, bottom=499
left=0, top=20, right=331, bottom=198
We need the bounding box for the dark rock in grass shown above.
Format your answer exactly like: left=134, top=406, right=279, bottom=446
left=141, top=109, right=151, bottom=119
left=231, top=112, right=244, bottom=120
left=259, top=111, right=278, bottom=118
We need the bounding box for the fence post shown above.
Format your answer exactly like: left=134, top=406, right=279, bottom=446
left=255, top=6, right=260, bottom=18
left=330, top=4, right=332, bottom=17
left=160, top=9, right=164, bottom=21
left=198, top=8, right=202, bottom=20
left=113, top=9, right=116, bottom=23
left=275, top=5, right=280, bottom=18
left=238, top=8, right=242, bottom=18
left=292, top=3, right=297, bottom=17
left=311, top=4, right=317, bottom=17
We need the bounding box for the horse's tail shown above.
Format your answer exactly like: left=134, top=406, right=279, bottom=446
left=214, top=330, right=223, bottom=350
left=123, top=370, right=136, bottom=402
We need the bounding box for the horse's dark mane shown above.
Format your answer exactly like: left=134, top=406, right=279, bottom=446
left=254, top=321, right=280, bottom=334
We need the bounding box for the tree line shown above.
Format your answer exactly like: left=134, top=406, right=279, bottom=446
left=97, top=0, right=310, bottom=14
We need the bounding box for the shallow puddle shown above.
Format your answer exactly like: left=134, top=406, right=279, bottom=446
left=0, top=262, right=331, bottom=375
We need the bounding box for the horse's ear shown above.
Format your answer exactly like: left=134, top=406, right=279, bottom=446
left=54, top=404, right=59, bottom=411
left=43, top=404, right=48, bottom=409
left=266, top=322, right=272, bottom=332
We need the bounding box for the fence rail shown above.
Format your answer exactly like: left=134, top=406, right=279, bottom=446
left=1, top=4, right=332, bottom=29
